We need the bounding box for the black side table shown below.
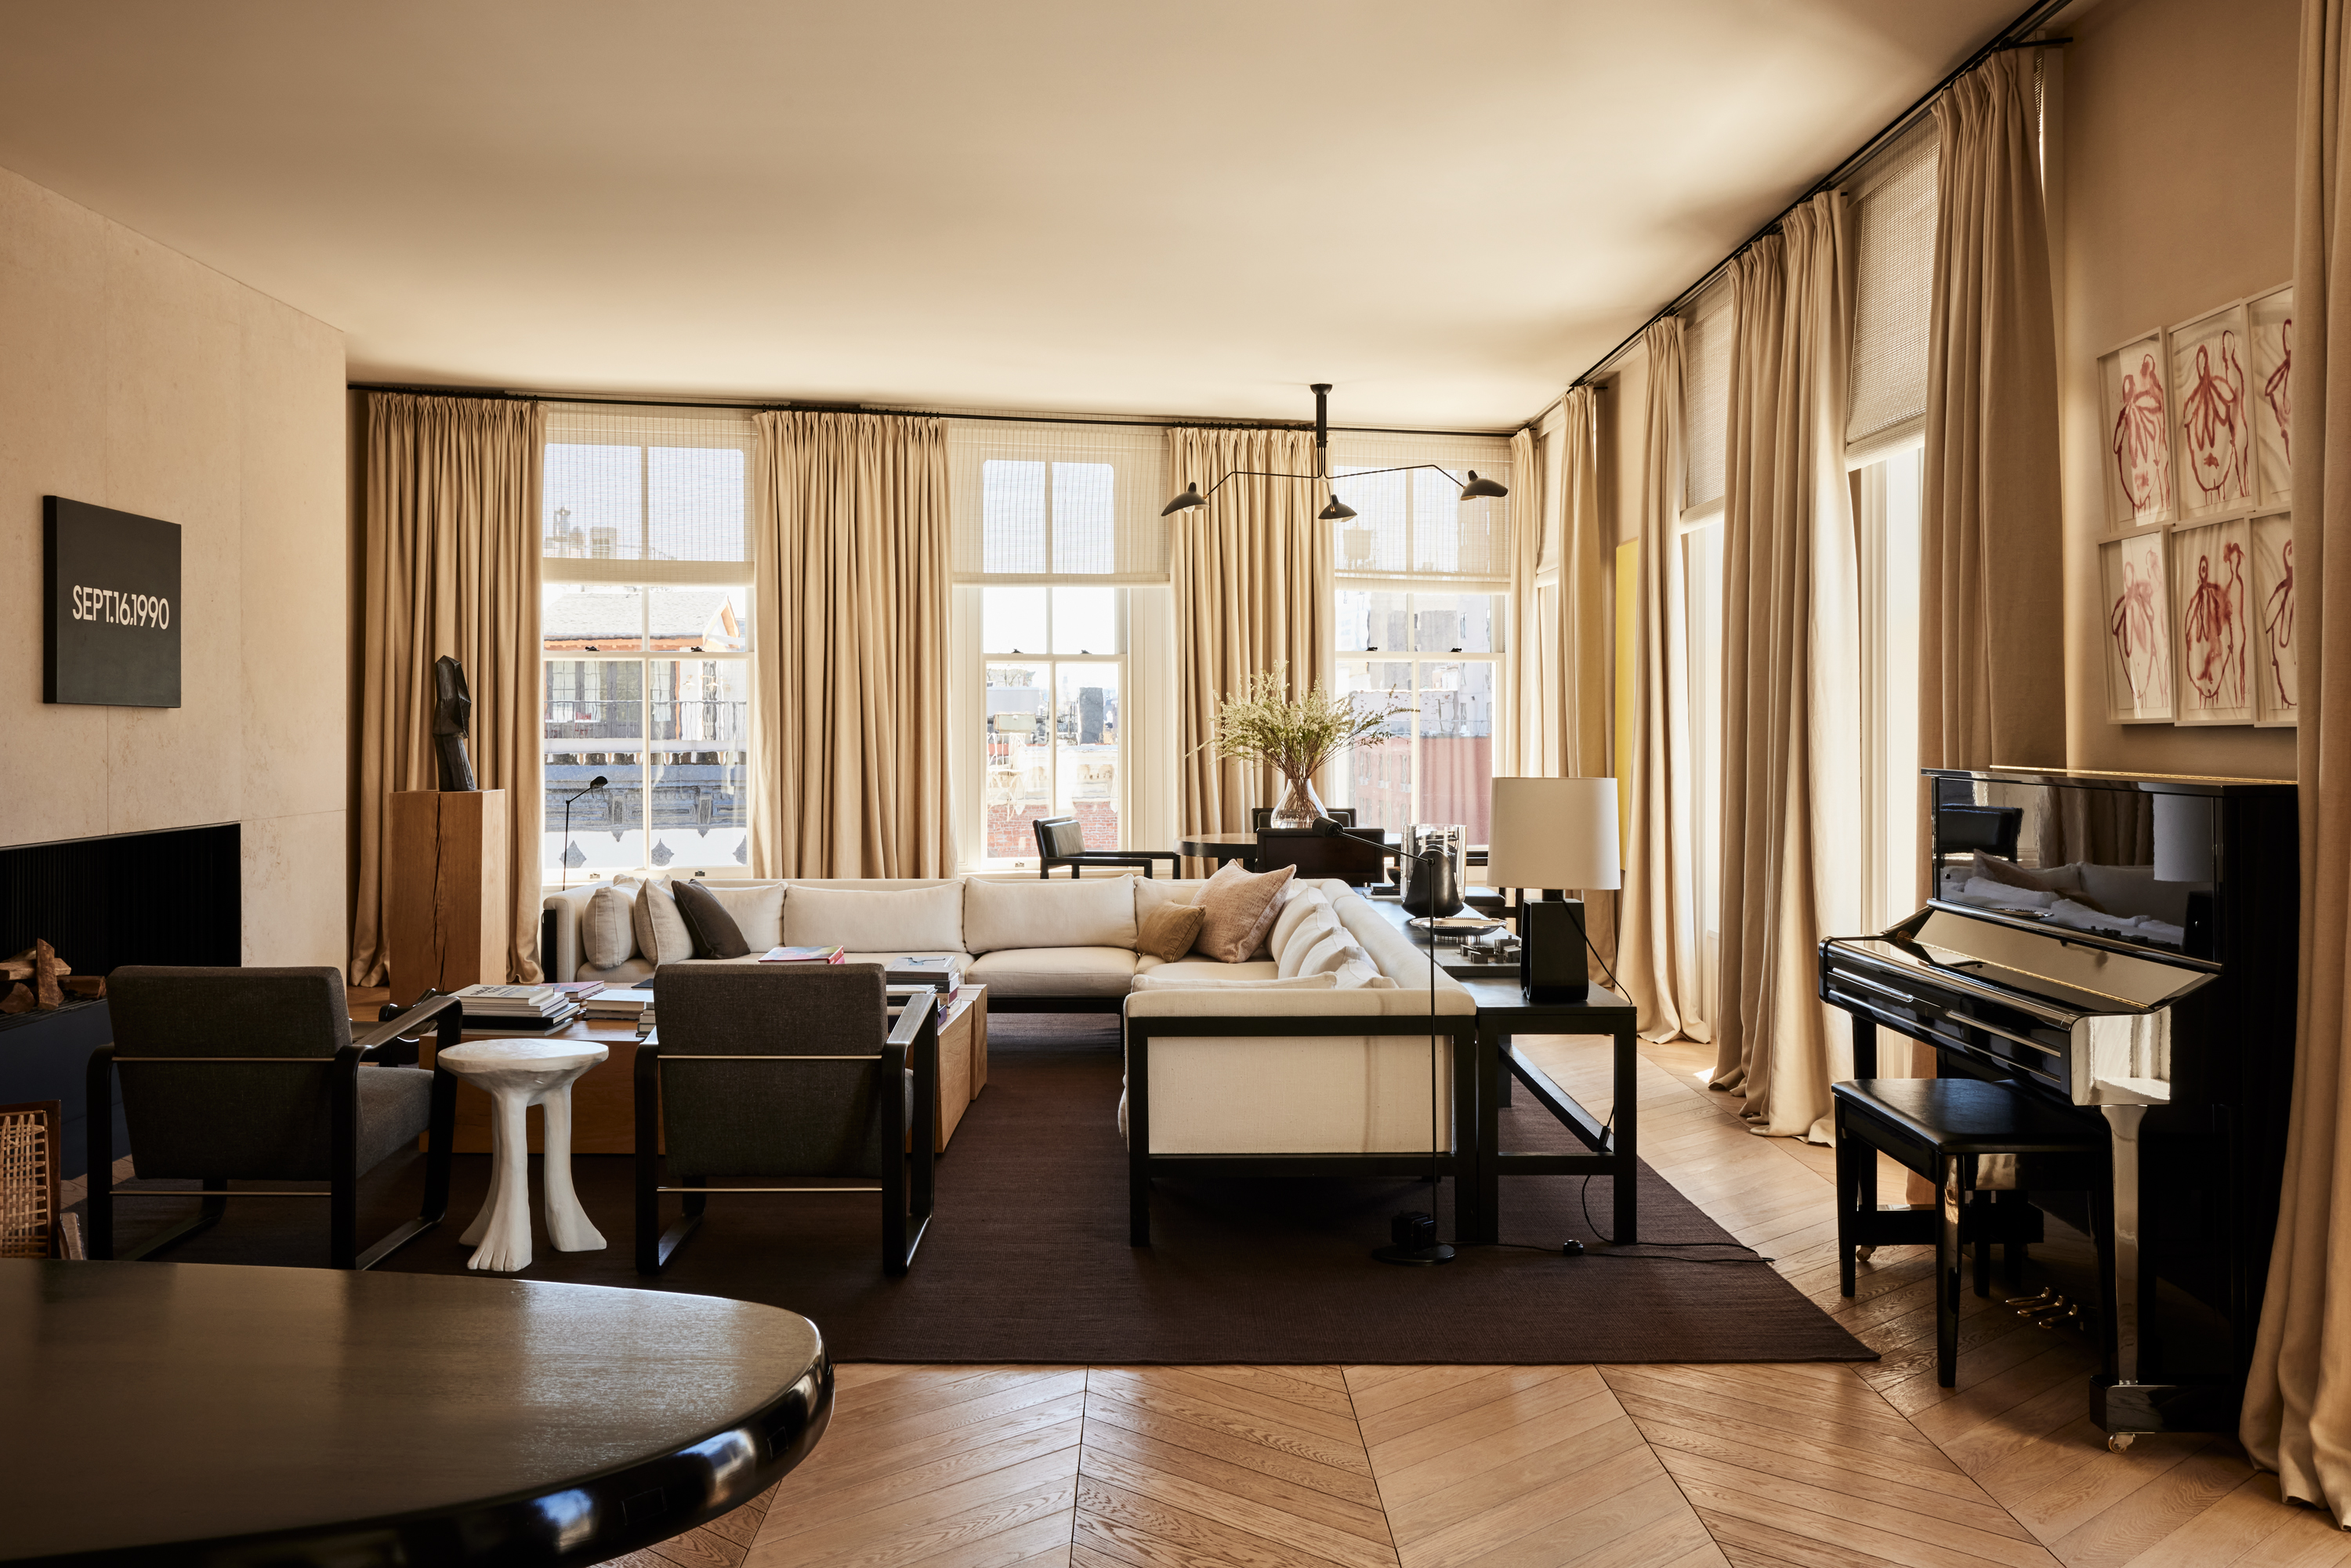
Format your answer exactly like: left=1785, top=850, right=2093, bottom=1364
left=1458, top=977, right=1643, bottom=1247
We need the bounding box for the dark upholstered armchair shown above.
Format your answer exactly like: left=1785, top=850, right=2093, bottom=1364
left=636, top=964, right=939, bottom=1276
left=89, top=968, right=460, bottom=1269
left=1032, top=815, right=1179, bottom=879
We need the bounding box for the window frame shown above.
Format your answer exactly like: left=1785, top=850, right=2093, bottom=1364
left=974, top=588, right=1132, bottom=869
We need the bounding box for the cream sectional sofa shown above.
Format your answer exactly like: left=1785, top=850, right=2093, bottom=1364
left=540, top=874, right=1475, bottom=1243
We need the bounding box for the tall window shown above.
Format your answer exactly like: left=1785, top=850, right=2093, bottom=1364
left=979, top=586, right=1125, bottom=857
left=1679, top=292, right=1733, bottom=1033
left=950, top=421, right=1170, bottom=869
left=1325, top=437, right=1512, bottom=842
left=1858, top=445, right=1924, bottom=929
left=540, top=404, right=756, bottom=883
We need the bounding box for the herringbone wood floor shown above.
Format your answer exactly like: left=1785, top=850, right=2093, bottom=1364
left=604, top=1033, right=2348, bottom=1568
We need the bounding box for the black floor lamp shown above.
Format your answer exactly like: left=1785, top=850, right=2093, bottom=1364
left=559, top=776, right=607, bottom=890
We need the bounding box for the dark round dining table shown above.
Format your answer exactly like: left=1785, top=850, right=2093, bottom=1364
left=1176, top=829, right=1404, bottom=865
left=0, top=1259, right=831, bottom=1566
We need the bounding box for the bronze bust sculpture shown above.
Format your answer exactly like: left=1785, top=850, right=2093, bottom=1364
left=432, top=654, right=477, bottom=791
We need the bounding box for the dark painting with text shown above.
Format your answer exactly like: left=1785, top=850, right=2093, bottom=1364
left=43, top=496, right=182, bottom=708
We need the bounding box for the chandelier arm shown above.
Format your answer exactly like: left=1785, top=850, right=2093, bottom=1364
left=1186, top=462, right=1471, bottom=505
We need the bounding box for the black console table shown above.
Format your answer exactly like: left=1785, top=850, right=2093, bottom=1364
left=1357, top=897, right=1642, bottom=1247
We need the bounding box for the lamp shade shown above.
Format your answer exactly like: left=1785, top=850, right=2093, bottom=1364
left=1459, top=470, right=1509, bottom=499
left=1161, top=482, right=1205, bottom=516
left=1318, top=493, right=1358, bottom=521
left=1485, top=777, right=1619, bottom=892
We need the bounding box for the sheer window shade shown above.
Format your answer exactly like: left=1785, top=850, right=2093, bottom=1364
left=949, top=418, right=1168, bottom=582
left=1845, top=125, right=1940, bottom=467
left=1681, top=297, right=1731, bottom=515
left=1329, top=433, right=1513, bottom=587
left=543, top=402, right=756, bottom=583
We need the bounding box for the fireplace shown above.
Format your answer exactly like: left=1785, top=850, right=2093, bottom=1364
left=0, top=823, right=241, bottom=1175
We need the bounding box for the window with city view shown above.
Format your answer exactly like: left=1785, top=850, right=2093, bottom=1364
left=1322, top=449, right=1511, bottom=844
left=540, top=405, right=756, bottom=884
left=980, top=585, right=1124, bottom=861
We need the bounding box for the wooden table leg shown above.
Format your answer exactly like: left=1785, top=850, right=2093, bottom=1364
left=1468, top=1019, right=1500, bottom=1246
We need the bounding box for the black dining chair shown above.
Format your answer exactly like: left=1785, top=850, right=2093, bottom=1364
left=1248, top=806, right=1356, bottom=831
left=1032, top=816, right=1180, bottom=879
left=1254, top=827, right=1394, bottom=886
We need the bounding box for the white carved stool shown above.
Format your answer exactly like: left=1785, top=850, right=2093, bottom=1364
left=436, top=1038, right=609, bottom=1272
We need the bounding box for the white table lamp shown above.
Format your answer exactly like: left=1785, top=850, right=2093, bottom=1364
left=1486, top=777, right=1621, bottom=1002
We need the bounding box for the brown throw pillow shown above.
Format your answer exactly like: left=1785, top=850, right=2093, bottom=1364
left=671, top=879, right=751, bottom=959
left=1136, top=902, right=1206, bottom=962
left=1192, top=862, right=1296, bottom=963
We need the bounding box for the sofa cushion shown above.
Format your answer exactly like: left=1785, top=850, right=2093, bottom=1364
left=578, top=956, right=656, bottom=984
left=1276, top=909, right=1342, bottom=979
left=705, top=883, right=785, bottom=951
left=784, top=882, right=965, bottom=954
left=965, top=947, right=1138, bottom=998
left=583, top=884, right=637, bottom=970
left=672, top=879, right=752, bottom=959
left=1132, top=971, right=1339, bottom=992
left=965, top=875, right=1138, bottom=954
left=1268, top=888, right=1332, bottom=963
left=1333, top=957, right=1399, bottom=989
left=1136, top=901, right=1204, bottom=962
left=1292, top=929, right=1370, bottom=979
left=1194, top=862, right=1296, bottom=963
left=630, top=878, right=697, bottom=968
left=1139, top=958, right=1280, bottom=984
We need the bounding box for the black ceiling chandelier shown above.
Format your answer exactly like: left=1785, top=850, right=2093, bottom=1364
left=1159, top=382, right=1508, bottom=520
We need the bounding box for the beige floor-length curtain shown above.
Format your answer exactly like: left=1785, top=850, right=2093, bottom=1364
left=1170, top=427, right=1331, bottom=835
left=1617, top=321, right=1708, bottom=1043
left=1920, top=49, right=2067, bottom=777
left=2243, top=0, right=2351, bottom=1521
left=352, top=393, right=545, bottom=987
left=1507, top=389, right=1620, bottom=967
left=748, top=411, right=951, bottom=879
left=1712, top=194, right=1864, bottom=1143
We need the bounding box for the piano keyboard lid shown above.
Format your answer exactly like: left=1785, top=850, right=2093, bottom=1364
left=1842, top=908, right=2217, bottom=1016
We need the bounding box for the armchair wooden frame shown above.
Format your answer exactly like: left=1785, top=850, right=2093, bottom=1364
left=85, top=992, right=464, bottom=1270
left=636, top=993, right=940, bottom=1277
left=1033, top=815, right=1180, bottom=880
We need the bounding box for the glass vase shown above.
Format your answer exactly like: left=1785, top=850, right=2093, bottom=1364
left=1268, top=775, right=1325, bottom=829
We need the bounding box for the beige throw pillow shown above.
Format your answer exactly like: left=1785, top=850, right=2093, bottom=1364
left=1136, top=902, right=1206, bottom=962
left=582, top=884, right=637, bottom=971
left=629, top=878, right=697, bottom=968
left=1192, top=862, right=1296, bottom=963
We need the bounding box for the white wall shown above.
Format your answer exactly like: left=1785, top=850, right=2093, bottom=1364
left=0, top=162, right=348, bottom=965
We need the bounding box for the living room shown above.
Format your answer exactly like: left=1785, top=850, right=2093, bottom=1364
left=5, top=2, right=2349, bottom=1566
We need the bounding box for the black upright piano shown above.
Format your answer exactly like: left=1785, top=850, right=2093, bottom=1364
left=1820, top=766, right=2297, bottom=1438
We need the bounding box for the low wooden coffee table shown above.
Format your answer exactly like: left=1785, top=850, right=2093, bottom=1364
left=369, top=985, right=990, bottom=1157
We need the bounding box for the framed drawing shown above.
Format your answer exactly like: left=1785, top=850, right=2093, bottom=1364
left=2099, top=332, right=2172, bottom=528
left=2100, top=528, right=2174, bottom=723
left=2172, top=302, right=2255, bottom=520
left=2251, top=512, right=2298, bottom=726
left=2172, top=515, right=2254, bottom=726
left=2250, top=284, right=2293, bottom=509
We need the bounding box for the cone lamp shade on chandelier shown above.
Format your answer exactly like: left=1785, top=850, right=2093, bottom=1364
left=1159, top=384, right=1509, bottom=519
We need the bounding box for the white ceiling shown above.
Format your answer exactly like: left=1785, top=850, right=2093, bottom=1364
left=0, top=1, right=2020, bottom=429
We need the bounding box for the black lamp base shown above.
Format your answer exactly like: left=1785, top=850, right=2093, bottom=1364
left=1519, top=896, right=1589, bottom=1004
left=1374, top=1209, right=1456, bottom=1266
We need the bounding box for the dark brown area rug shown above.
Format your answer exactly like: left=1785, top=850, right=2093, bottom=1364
left=99, top=1014, right=1874, bottom=1365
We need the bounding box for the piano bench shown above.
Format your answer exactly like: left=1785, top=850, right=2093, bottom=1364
left=1833, top=1077, right=2110, bottom=1389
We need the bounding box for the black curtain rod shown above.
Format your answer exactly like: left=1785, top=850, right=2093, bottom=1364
left=1557, top=0, right=2073, bottom=398
left=346, top=382, right=1516, bottom=441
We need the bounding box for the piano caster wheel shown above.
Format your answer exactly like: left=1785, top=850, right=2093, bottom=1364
left=2107, top=1433, right=2136, bottom=1454
left=2012, top=1288, right=2057, bottom=1313
left=1854, top=1245, right=1876, bottom=1263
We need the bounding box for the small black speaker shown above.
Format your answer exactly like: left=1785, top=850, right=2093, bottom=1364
left=1389, top=1211, right=1436, bottom=1250
left=1520, top=897, right=1589, bottom=1004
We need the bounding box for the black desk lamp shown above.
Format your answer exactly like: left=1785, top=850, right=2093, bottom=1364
left=560, top=776, right=608, bottom=890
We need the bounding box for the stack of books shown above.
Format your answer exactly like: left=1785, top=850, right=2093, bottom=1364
left=885, top=957, right=962, bottom=1004
left=761, top=945, right=846, bottom=964
left=582, top=987, right=653, bottom=1021
left=452, top=983, right=583, bottom=1030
